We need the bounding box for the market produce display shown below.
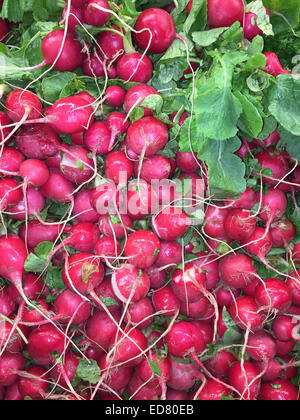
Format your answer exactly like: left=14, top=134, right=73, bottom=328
left=0, top=0, right=299, bottom=401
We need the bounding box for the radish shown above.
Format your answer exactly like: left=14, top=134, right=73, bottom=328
left=152, top=285, right=181, bottom=316
left=62, top=4, right=84, bottom=32
left=170, top=263, right=206, bottom=303
left=0, top=147, right=24, bottom=177
left=246, top=331, right=277, bottom=362
left=124, top=84, right=158, bottom=117
left=60, top=145, right=94, bottom=184
left=167, top=357, right=202, bottom=391
left=259, top=379, right=299, bottom=400
left=19, top=220, right=68, bottom=250
left=111, top=263, right=150, bottom=303
left=15, top=124, right=61, bottom=159
left=8, top=273, right=47, bottom=305
left=176, top=151, right=201, bottom=173
left=255, top=149, right=290, bottom=192
left=180, top=295, right=209, bottom=319
left=270, top=218, right=296, bottom=248
left=82, top=52, right=105, bottom=78
left=155, top=240, right=182, bottom=269
left=95, top=232, right=121, bottom=262
left=53, top=289, right=92, bottom=325
left=144, top=265, right=166, bottom=289
left=40, top=169, right=74, bottom=203
left=272, top=315, right=298, bottom=342
left=197, top=378, right=232, bottom=400
left=214, top=285, right=240, bottom=307
left=19, top=159, right=49, bottom=187
left=124, top=297, right=154, bottom=329
left=106, top=112, right=130, bottom=151
left=124, top=230, right=161, bottom=268
left=18, top=366, right=49, bottom=399
left=0, top=111, right=12, bottom=144
left=21, top=299, right=50, bottom=324
left=262, top=52, right=291, bottom=77
left=62, top=252, right=104, bottom=295
left=194, top=252, right=220, bottom=290
left=105, top=85, right=126, bottom=108
left=5, top=89, right=43, bottom=123
left=242, top=226, right=273, bottom=260
left=73, top=189, right=99, bottom=223
left=133, top=155, right=171, bottom=183
left=0, top=288, right=16, bottom=317
left=126, top=116, right=169, bottom=157
left=0, top=318, right=28, bottom=353
left=99, top=353, right=133, bottom=393
left=226, top=187, right=256, bottom=210
left=64, top=0, right=88, bottom=7
left=219, top=253, right=257, bottom=289
left=228, top=361, right=261, bottom=400
left=8, top=187, right=45, bottom=221
left=83, top=0, right=111, bottom=26
left=152, top=206, right=191, bottom=241
left=128, top=375, right=160, bottom=400
left=286, top=272, right=300, bottom=307
left=0, top=352, right=25, bottom=387
left=4, top=383, right=23, bottom=401
left=94, top=276, right=121, bottom=312
left=243, top=8, right=270, bottom=41
left=203, top=205, right=229, bottom=239
left=229, top=296, right=266, bottom=332
left=275, top=338, right=295, bottom=357
left=224, top=208, right=256, bottom=242
left=207, top=0, right=245, bottom=28
left=117, top=52, right=153, bottom=83
left=84, top=121, right=111, bottom=155
left=97, top=26, right=124, bottom=63
left=204, top=350, right=236, bottom=378
left=0, top=179, right=23, bottom=210
left=108, top=327, right=147, bottom=367
left=50, top=352, right=79, bottom=389
left=253, top=127, right=280, bottom=149
left=90, top=181, right=118, bottom=216
left=165, top=321, right=205, bottom=358
left=257, top=188, right=287, bottom=227
left=125, top=179, right=159, bottom=220
left=105, top=150, right=133, bottom=185
left=255, top=278, right=292, bottom=314
left=136, top=352, right=170, bottom=394
left=85, top=310, right=121, bottom=351
left=133, top=8, right=176, bottom=54
left=98, top=213, right=132, bottom=239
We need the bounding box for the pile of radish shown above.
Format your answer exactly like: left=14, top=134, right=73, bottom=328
left=0, top=0, right=299, bottom=401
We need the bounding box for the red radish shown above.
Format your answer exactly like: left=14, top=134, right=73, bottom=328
left=111, top=263, right=150, bottom=303
left=18, top=366, right=49, bottom=399
left=224, top=208, right=256, bottom=242
left=40, top=168, right=74, bottom=203
left=124, top=84, right=158, bottom=117
left=275, top=338, right=295, bottom=357
left=243, top=8, right=270, bottom=41
left=0, top=288, right=16, bottom=317
left=253, top=127, right=280, bottom=149
left=99, top=353, right=133, bottom=392
left=4, top=383, right=23, bottom=401
left=242, top=227, right=273, bottom=259
left=5, top=89, right=43, bottom=123
left=50, top=352, right=79, bottom=389
left=144, top=265, right=166, bottom=289
left=0, top=111, right=13, bottom=144
left=228, top=361, right=261, bottom=400
left=255, top=149, right=290, bottom=191
left=214, top=285, right=240, bottom=307
left=97, top=26, right=124, bottom=63
left=124, top=297, right=154, bottom=329
left=257, top=188, right=287, bottom=226
left=255, top=358, right=282, bottom=382
left=8, top=187, right=45, bottom=221
left=125, top=179, right=159, bottom=220
left=286, top=272, right=300, bottom=307
left=152, top=206, right=191, bottom=241
left=95, top=236, right=121, bottom=262
left=246, top=331, right=277, bottom=362
left=133, top=8, right=176, bottom=54
left=204, top=350, right=236, bottom=378
left=226, top=187, right=256, bottom=210
left=136, top=352, right=170, bottom=390
left=270, top=218, right=296, bottom=247
left=133, top=155, right=171, bottom=183
left=0, top=18, right=7, bottom=42
left=94, top=276, right=121, bottom=312
left=0, top=352, right=25, bottom=387
left=105, top=150, right=133, bottom=185
left=21, top=299, right=50, bottom=324
left=42, top=29, right=84, bottom=72
left=155, top=240, right=182, bottom=268
left=71, top=132, right=85, bottom=146
left=53, top=289, right=92, bottom=325
left=0, top=179, right=23, bottom=210
left=90, top=181, right=118, bottom=216
left=259, top=379, right=299, bottom=400
left=60, top=145, right=94, bottom=184
left=272, top=315, right=298, bottom=342
left=124, top=230, right=161, bottom=268
left=82, top=52, right=105, bottom=77
left=192, top=321, right=214, bottom=346
left=19, top=220, right=68, bottom=250
left=219, top=253, right=257, bottom=289
left=106, top=112, right=130, bottom=150
left=126, top=116, right=169, bottom=157
left=0, top=147, right=24, bottom=176
left=170, top=263, right=206, bottom=303
left=0, top=319, right=28, bottom=353
left=62, top=252, right=104, bottom=295
left=64, top=0, right=88, bottom=5
left=204, top=205, right=229, bottom=238
left=230, top=296, right=266, bottom=332
left=152, top=285, right=181, bottom=316
left=262, top=52, right=291, bottom=77
left=128, top=375, right=160, bottom=400
left=197, top=378, right=232, bottom=400
left=27, top=324, right=69, bottom=366
left=108, top=327, right=147, bottom=367
left=255, top=278, right=292, bottom=314
left=83, top=0, right=111, bottom=26
left=207, top=0, right=244, bottom=28
left=156, top=179, right=181, bottom=206
left=176, top=151, right=201, bottom=173
left=98, top=214, right=132, bottom=239
left=85, top=310, right=121, bottom=351
left=165, top=321, right=205, bottom=358
left=105, top=85, right=126, bottom=108
left=180, top=296, right=209, bottom=319
left=62, top=5, right=84, bottom=32
left=75, top=91, right=96, bottom=105
left=117, top=52, right=153, bottom=83
left=167, top=357, right=202, bottom=391
left=8, top=273, right=47, bottom=305
left=15, top=124, right=61, bottom=159
left=194, top=252, right=220, bottom=290
left=73, top=189, right=99, bottom=223
left=19, top=159, right=49, bottom=187
left=84, top=121, right=111, bottom=155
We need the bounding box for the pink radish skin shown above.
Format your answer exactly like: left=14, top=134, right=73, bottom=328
left=259, top=379, right=299, bottom=401
left=219, top=253, right=257, bottom=289
left=94, top=277, right=121, bottom=313
left=176, top=151, right=201, bottom=173
left=144, top=265, right=166, bottom=289
left=105, top=150, right=133, bottom=185
left=214, top=285, right=240, bottom=307
left=18, top=366, right=49, bottom=399
left=255, top=278, right=292, bottom=314
left=170, top=263, right=206, bottom=303
left=15, top=124, right=61, bottom=159
left=226, top=187, right=256, bottom=210
left=228, top=361, right=261, bottom=400
left=94, top=236, right=121, bottom=262
left=152, top=285, right=181, bottom=316
left=0, top=353, right=25, bottom=387
left=180, top=296, right=209, bottom=319
left=197, top=379, right=232, bottom=400
left=60, top=145, right=94, bottom=184
left=5, top=383, right=23, bottom=401
left=262, top=52, right=291, bottom=77
left=84, top=121, right=111, bottom=155
left=257, top=188, right=287, bottom=225
left=62, top=252, right=104, bottom=295
left=124, top=84, right=158, bottom=117
left=8, top=187, right=45, bottom=221
left=253, top=127, right=280, bottom=149
left=165, top=321, right=205, bottom=359
left=136, top=353, right=170, bottom=389
left=270, top=218, right=296, bottom=247
left=54, top=289, right=92, bottom=325
left=124, top=230, right=161, bottom=269
left=125, top=179, right=159, bottom=220
left=133, top=155, right=171, bottom=183
left=19, top=159, right=49, bottom=187
left=98, top=214, right=132, bottom=239
left=255, top=149, right=290, bottom=192
left=0, top=111, right=13, bottom=144
left=83, top=0, right=111, bottom=26
left=207, top=0, right=244, bottom=28
left=19, top=220, right=68, bottom=250
left=224, top=208, right=256, bottom=242
left=97, top=26, right=125, bottom=63
left=167, top=357, right=202, bottom=391
left=73, top=189, right=99, bottom=223
left=272, top=314, right=298, bottom=341
left=117, top=52, right=153, bottom=83
left=111, top=263, right=150, bottom=303
left=99, top=354, right=133, bottom=392
left=0, top=320, right=28, bottom=353
left=108, top=327, right=147, bottom=367
left=105, top=85, right=126, bottom=108
left=124, top=297, right=155, bottom=329
left=90, top=181, right=118, bottom=216
left=42, top=29, right=84, bottom=72
left=40, top=169, right=74, bottom=204
left=85, top=310, right=121, bottom=351
left=62, top=5, right=84, bottom=32
left=242, top=227, right=273, bottom=259
left=230, top=296, right=266, bottom=332
left=5, top=89, right=43, bottom=123
left=204, top=350, right=236, bottom=378
left=128, top=375, right=160, bottom=400
left=8, top=273, right=47, bottom=305
left=286, top=272, right=300, bottom=307
left=155, top=240, right=182, bottom=269
left=0, top=288, right=17, bottom=317
left=133, top=8, right=176, bottom=54
left=50, top=352, right=79, bottom=389
left=0, top=179, right=23, bottom=210
left=246, top=331, right=277, bottom=362
left=194, top=252, right=220, bottom=290
left=106, top=112, right=130, bottom=151
left=82, top=52, right=105, bottom=77
left=152, top=207, right=191, bottom=241
left=243, top=8, right=270, bottom=41
left=0, top=147, right=25, bottom=176
left=21, top=299, right=50, bottom=324
left=204, top=205, right=229, bottom=238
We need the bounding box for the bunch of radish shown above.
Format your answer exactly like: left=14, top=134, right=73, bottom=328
left=0, top=0, right=298, bottom=402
